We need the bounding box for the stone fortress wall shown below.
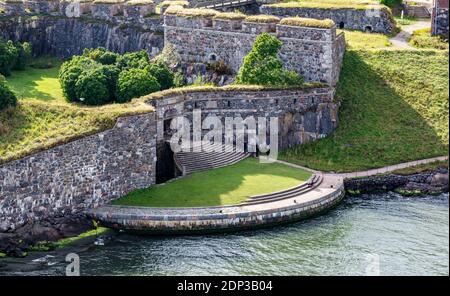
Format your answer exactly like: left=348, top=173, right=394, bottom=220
left=260, top=3, right=396, bottom=34
left=432, top=0, right=449, bottom=37
left=164, top=12, right=346, bottom=86
left=0, top=2, right=343, bottom=234
left=0, top=88, right=337, bottom=232
left=150, top=87, right=338, bottom=150
left=0, top=113, right=157, bottom=232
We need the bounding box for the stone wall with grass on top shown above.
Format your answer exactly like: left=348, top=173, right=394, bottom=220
left=0, top=113, right=157, bottom=232
left=164, top=13, right=346, bottom=86
left=147, top=86, right=339, bottom=149
left=260, top=4, right=397, bottom=34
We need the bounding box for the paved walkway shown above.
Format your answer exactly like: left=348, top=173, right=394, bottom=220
left=336, top=156, right=448, bottom=179
left=390, top=19, right=431, bottom=49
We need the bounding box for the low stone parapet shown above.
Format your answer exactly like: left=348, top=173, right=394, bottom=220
left=260, top=4, right=397, bottom=34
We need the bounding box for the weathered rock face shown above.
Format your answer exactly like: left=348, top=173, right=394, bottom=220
left=0, top=16, right=164, bottom=58
left=344, top=168, right=449, bottom=196
left=260, top=5, right=396, bottom=34
left=0, top=113, right=157, bottom=233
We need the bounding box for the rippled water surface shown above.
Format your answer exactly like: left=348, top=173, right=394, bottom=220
left=5, top=193, right=450, bottom=276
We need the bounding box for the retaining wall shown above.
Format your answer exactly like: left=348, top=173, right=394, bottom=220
left=0, top=113, right=157, bottom=232
left=149, top=87, right=339, bottom=149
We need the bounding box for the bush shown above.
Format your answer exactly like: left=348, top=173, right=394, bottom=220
left=380, top=0, right=402, bottom=8
left=235, top=33, right=303, bottom=86
left=117, top=68, right=160, bottom=103
left=0, top=39, right=18, bottom=76
left=100, top=64, right=121, bottom=101
left=173, top=72, right=185, bottom=87
left=116, top=50, right=150, bottom=70
left=12, top=42, right=31, bottom=71
left=145, top=61, right=174, bottom=90
left=75, top=67, right=110, bottom=106
left=59, top=56, right=98, bottom=102
left=83, top=47, right=119, bottom=65
left=0, top=80, right=17, bottom=110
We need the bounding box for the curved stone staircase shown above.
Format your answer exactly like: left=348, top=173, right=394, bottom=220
left=241, top=173, right=324, bottom=206
left=174, top=145, right=250, bottom=175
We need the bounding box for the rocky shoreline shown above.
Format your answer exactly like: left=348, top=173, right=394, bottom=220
left=0, top=214, right=93, bottom=257
left=344, top=168, right=449, bottom=196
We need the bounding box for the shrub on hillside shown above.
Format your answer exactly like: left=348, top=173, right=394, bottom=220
left=116, top=50, right=150, bottom=70
left=117, top=68, right=160, bottom=103
left=59, top=48, right=177, bottom=105
left=75, top=67, right=110, bottom=106
left=235, top=33, right=303, bottom=86
left=59, top=56, right=98, bottom=102
left=0, top=80, right=17, bottom=111
left=83, top=47, right=119, bottom=65
left=101, top=64, right=121, bottom=101
left=145, top=61, right=174, bottom=90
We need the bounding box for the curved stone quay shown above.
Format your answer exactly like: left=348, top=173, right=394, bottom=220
left=87, top=174, right=345, bottom=234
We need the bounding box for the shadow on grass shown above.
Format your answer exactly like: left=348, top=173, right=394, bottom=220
left=6, top=59, right=62, bottom=102
left=113, top=158, right=312, bottom=207
left=280, top=50, right=448, bottom=172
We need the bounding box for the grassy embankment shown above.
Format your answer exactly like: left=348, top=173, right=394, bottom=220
left=113, top=158, right=312, bottom=207
left=281, top=49, right=449, bottom=172
left=0, top=57, right=153, bottom=165
left=409, top=28, right=449, bottom=50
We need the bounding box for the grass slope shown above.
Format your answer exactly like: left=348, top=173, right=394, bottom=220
left=281, top=50, right=449, bottom=172
left=339, top=29, right=391, bottom=49
left=0, top=59, right=153, bottom=164
left=113, top=158, right=312, bottom=207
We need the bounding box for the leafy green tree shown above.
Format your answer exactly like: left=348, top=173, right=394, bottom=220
left=380, top=0, right=402, bottom=8
left=83, top=47, right=119, bottom=65
left=0, top=80, right=17, bottom=110
left=145, top=61, right=174, bottom=90
left=235, top=33, right=303, bottom=86
left=116, top=50, right=150, bottom=70
left=0, top=39, right=19, bottom=76
left=100, top=64, right=120, bottom=101
left=59, top=56, right=97, bottom=102
left=117, top=68, right=160, bottom=103
left=75, top=67, right=110, bottom=106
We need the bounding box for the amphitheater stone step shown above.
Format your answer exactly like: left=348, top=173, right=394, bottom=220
left=174, top=146, right=251, bottom=175
left=241, top=174, right=324, bottom=205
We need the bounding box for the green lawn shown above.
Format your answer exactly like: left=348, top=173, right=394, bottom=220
left=0, top=59, right=153, bottom=164
left=113, top=158, right=312, bottom=207
left=5, top=58, right=65, bottom=103
left=339, top=29, right=392, bottom=49
left=280, top=49, right=449, bottom=172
